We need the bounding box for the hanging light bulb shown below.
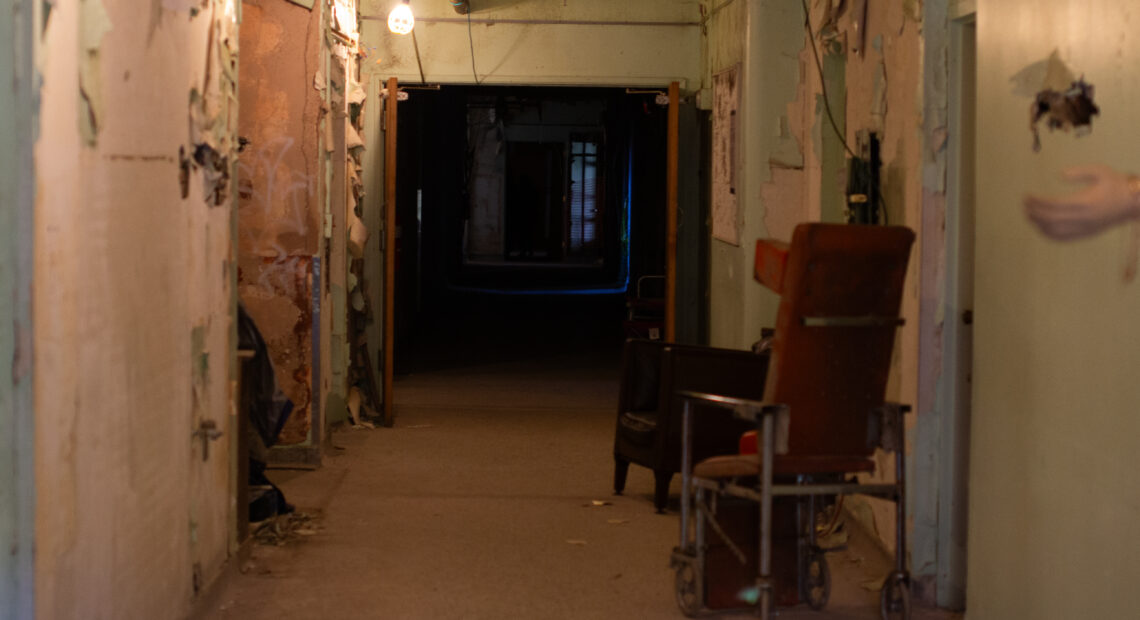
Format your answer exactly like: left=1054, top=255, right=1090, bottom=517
left=388, top=0, right=414, bottom=35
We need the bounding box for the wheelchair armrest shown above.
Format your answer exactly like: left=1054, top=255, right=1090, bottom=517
left=676, top=390, right=786, bottom=419
left=677, top=390, right=789, bottom=455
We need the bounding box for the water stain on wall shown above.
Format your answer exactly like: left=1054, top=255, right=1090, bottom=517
left=237, top=0, right=324, bottom=446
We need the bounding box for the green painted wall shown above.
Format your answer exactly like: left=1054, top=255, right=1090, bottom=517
left=706, top=0, right=800, bottom=348
left=969, top=2, right=1140, bottom=617
left=1, top=1, right=35, bottom=618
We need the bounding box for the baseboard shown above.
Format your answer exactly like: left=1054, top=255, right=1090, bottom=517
left=184, top=536, right=256, bottom=620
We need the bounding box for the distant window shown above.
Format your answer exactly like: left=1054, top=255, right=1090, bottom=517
left=567, top=137, right=601, bottom=259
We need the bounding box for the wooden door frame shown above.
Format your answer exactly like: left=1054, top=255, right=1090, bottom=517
left=936, top=11, right=977, bottom=610
left=382, top=77, right=398, bottom=427
left=665, top=81, right=680, bottom=341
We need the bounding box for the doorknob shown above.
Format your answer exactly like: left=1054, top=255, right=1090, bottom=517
left=962, top=310, right=974, bottom=325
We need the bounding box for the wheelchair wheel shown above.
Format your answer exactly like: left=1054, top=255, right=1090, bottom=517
left=674, top=560, right=702, bottom=617
left=802, top=550, right=830, bottom=610
left=879, top=572, right=911, bottom=620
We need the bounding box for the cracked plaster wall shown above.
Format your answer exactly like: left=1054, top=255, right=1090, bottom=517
left=34, top=1, right=239, bottom=617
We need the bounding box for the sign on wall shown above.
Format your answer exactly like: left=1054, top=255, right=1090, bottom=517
left=712, top=65, right=741, bottom=246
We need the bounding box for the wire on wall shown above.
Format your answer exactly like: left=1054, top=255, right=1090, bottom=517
left=800, top=0, right=891, bottom=224
left=800, top=0, right=856, bottom=160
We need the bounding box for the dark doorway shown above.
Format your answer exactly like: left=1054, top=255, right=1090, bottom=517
left=391, top=85, right=696, bottom=373
left=505, top=141, right=565, bottom=261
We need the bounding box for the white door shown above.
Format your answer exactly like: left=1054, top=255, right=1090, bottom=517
left=938, top=12, right=977, bottom=610
left=188, top=5, right=242, bottom=598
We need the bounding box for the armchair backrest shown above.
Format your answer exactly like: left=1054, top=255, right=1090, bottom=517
left=763, top=223, right=915, bottom=457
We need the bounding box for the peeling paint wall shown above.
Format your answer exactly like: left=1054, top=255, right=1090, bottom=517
left=359, top=35, right=384, bottom=413
left=819, top=0, right=925, bottom=581
left=34, top=0, right=239, bottom=617
left=700, top=0, right=927, bottom=581
left=968, top=2, right=1140, bottom=617
left=1, top=1, right=36, bottom=617
left=237, top=0, right=323, bottom=448
left=359, top=0, right=700, bottom=88
left=322, top=44, right=352, bottom=429
left=704, top=0, right=799, bottom=350
left=913, top=0, right=962, bottom=607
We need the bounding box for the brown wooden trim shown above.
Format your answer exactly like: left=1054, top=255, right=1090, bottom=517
left=383, top=77, right=398, bottom=427
left=665, top=81, right=680, bottom=342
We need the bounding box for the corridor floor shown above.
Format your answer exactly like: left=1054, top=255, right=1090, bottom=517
left=203, top=348, right=961, bottom=620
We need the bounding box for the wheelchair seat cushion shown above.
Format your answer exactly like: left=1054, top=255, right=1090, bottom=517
left=694, top=453, right=761, bottom=479
left=693, top=452, right=879, bottom=479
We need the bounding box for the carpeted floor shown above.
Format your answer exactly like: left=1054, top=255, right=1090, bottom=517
left=201, top=347, right=960, bottom=620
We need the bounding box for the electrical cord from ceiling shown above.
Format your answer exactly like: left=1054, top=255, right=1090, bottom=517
left=411, top=29, right=427, bottom=84
left=467, top=6, right=480, bottom=84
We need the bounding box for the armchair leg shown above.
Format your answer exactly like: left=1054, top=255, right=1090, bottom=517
left=613, top=457, right=630, bottom=495
left=654, top=470, right=673, bottom=513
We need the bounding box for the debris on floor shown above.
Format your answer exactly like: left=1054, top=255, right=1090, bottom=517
left=860, top=579, right=884, bottom=592
left=565, top=539, right=588, bottom=546
left=583, top=500, right=612, bottom=508
left=607, top=519, right=629, bottom=525
left=347, top=387, right=363, bottom=425
left=253, top=511, right=323, bottom=547
left=817, top=524, right=849, bottom=548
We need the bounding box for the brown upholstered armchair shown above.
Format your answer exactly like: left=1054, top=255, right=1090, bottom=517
left=612, top=340, right=770, bottom=512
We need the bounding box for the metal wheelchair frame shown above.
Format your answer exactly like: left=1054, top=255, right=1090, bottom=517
left=670, top=391, right=912, bottom=620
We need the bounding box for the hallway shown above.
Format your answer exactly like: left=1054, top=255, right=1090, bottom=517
left=203, top=347, right=958, bottom=619
left=10, top=2, right=1140, bottom=618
